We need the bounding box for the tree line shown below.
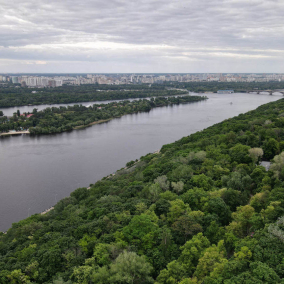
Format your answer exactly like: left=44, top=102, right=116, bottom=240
left=162, top=81, right=284, bottom=93
left=0, top=84, right=186, bottom=108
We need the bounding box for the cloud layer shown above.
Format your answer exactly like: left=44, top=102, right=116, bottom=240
left=1, top=0, right=284, bottom=72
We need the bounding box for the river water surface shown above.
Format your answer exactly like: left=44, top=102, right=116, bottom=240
left=0, top=93, right=282, bottom=231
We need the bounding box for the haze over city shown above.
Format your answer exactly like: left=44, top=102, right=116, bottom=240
left=1, top=0, right=284, bottom=73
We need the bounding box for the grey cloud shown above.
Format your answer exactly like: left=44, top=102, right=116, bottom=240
left=0, top=0, right=284, bottom=72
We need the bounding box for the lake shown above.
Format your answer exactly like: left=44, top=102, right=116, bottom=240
left=0, top=92, right=282, bottom=231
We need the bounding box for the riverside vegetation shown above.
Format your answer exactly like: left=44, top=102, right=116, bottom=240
left=163, top=81, right=284, bottom=93
left=0, top=96, right=206, bottom=135
left=0, top=84, right=186, bottom=108
left=2, top=99, right=284, bottom=283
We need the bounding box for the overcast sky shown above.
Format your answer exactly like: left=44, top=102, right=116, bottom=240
left=0, top=0, right=284, bottom=73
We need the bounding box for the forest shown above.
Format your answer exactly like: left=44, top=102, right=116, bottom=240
left=163, top=81, right=284, bottom=93
left=0, top=84, right=186, bottom=107
left=1, top=81, right=284, bottom=108
left=0, top=96, right=207, bottom=135
left=2, top=98, right=284, bottom=283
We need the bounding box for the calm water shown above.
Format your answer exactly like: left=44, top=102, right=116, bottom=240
left=0, top=93, right=282, bottom=231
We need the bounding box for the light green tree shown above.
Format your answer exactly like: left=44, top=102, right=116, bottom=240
left=167, top=199, right=190, bottom=223
left=270, top=151, right=284, bottom=179
left=154, top=175, right=170, bottom=191
left=171, top=181, right=184, bottom=193
left=7, top=269, right=30, bottom=284
left=193, top=240, right=228, bottom=280
left=110, top=251, right=153, bottom=284
left=248, top=147, right=264, bottom=164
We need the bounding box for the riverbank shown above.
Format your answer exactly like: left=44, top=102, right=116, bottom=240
left=0, top=130, right=30, bottom=136
left=40, top=207, right=54, bottom=215
left=74, top=118, right=112, bottom=129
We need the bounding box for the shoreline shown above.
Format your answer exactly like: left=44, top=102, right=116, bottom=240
left=74, top=118, right=112, bottom=129
left=0, top=130, right=30, bottom=136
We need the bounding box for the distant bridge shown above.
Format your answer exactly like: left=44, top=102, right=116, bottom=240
left=246, top=90, right=284, bottom=96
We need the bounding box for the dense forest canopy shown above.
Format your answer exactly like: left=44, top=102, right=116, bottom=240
left=1, top=81, right=284, bottom=108
left=2, top=99, right=284, bottom=283
left=0, top=82, right=284, bottom=108
left=0, top=96, right=207, bottom=135
left=0, top=84, right=186, bottom=108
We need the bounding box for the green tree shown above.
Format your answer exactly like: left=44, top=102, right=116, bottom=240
left=122, top=214, right=158, bottom=252
left=263, top=138, right=279, bottom=160
left=7, top=269, right=30, bottom=284
left=154, top=175, right=170, bottom=191
left=270, top=151, right=284, bottom=179
left=171, top=181, right=184, bottom=193
left=248, top=147, right=264, bottom=164
left=226, top=205, right=255, bottom=237
left=193, top=240, right=228, bottom=281
left=191, top=174, right=213, bottom=191
left=229, top=144, right=252, bottom=164
left=179, top=233, right=211, bottom=274
left=110, top=251, right=153, bottom=284
left=167, top=199, right=190, bottom=223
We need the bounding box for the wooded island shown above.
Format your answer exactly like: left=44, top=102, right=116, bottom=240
left=0, top=96, right=207, bottom=135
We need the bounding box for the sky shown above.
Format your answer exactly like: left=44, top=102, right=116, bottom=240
left=0, top=0, right=284, bottom=73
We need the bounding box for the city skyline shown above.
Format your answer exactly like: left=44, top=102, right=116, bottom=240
left=2, top=73, right=284, bottom=87
left=1, top=0, right=284, bottom=73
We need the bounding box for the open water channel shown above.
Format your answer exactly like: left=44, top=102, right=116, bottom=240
left=0, top=92, right=282, bottom=231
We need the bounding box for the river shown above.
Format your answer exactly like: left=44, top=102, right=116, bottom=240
left=0, top=92, right=282, bottom=231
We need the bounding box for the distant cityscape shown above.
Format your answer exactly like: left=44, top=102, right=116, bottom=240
left=0, top=73, right=284, bottom=88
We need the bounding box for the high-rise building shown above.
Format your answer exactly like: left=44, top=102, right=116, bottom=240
left=11, top=76, right=19, bottom=83
left=27, top=77, right=37, bottom=86
left=55, top=80, right=62, bottom=87
left=48, top=80, right=56, bottom=87
left=41, top=78, right=49, bottom=87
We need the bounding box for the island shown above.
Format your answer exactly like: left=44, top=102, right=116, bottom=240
left=0, top=96, right=207, bottom=135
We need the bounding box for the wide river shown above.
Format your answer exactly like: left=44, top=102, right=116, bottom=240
left=0, top=93, right=282, bottom=231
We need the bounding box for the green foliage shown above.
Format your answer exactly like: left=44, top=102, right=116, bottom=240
left=0, top=84, right=187, bottom=108
left=263, top=138, right=279, bottom=160
left=229, top=144, right=252, bottom=164
left=110, top=251, right=153, bottom=284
